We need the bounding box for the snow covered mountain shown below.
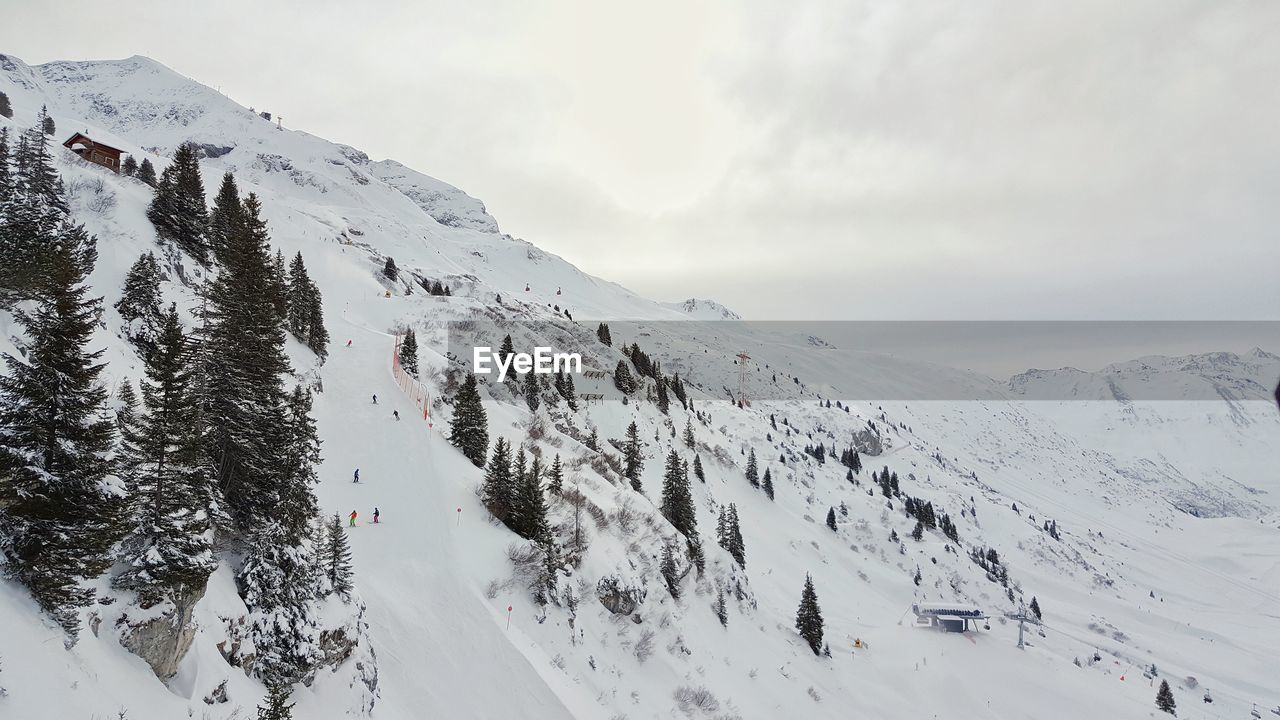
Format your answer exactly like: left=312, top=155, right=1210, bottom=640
left=2, top=53, right=1279, bottom=720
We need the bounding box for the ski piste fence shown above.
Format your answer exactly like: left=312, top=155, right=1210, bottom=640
left=392, top=334, right=432, bottom=428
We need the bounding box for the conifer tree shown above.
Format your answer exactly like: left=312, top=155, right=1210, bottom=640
left=121, top=154, right=138, bottom=176
left=397, top=328, right=419, bottom=377
left=270, top=250, right=289, bottom=322
left=548, top=454, right=564, bottom=493
left=795, top=573, right=824, bottom=655
left=1029, top=596, right=1042, bottom=621
left=498, top=334, right=515, bottom=367
left=1155, top=679, right=1176, bottom=716
left=655, top=376, right=669, bottom=414
left=0, top=120, right=66, bottom=301
left=41, top=107, right=55, bottom=136
left=137, top=158, right=157, bottom=187
left=660, top=448, right=697, bottom=539
left=745, top=449, right=759, bottom=488
left=523, top=369, right=540, bottom=412
left=692, top=454, right=705, bottom=482
left=147, top=142, right=209, bottom=263
left=714, top=587, right=728, bottom=627
left=383, top=256, right=398, bottom=280
left=257, top=683, right=295, bottom=720
left=482, top=437, right=514, bottom=522
left=448, top=374, right=489, bottom=467
left=614, top=360, right=636, bottom=394
left=276, top=386, right=321, bottom=544
left=716, top=504, right=746, bottom=567
left=115, top=378, right=140, bottom=439
left=596, top=322, right=612, bottom=346
left=825, top=507, right=837, bottom=531
left=0, top=217, right=122, bottom=637
left=114, top=305, right=217, bottom=606
left=683, top=418, right=695, bottom=449
left=322, top=512, right=353, bottom=598
left=762, top=468, right=774, bottom=500
left=0, top=127, right=10, bottom=207
left=911, top=520, right=924, bottom=541
left=585, top=427, right=599, bottom=452
left=237, top=523, right=321, bottom=685
left=115, top=251, right=164, bottom=355
left=0, top=91, right=11, bottom=119
left=208, top=172, right=242, bottom=265
left=623, top=421, right=644, bottom=491
left=511, top=454, right=548, bottom=541
left=204, top=192, right=291, bottom=529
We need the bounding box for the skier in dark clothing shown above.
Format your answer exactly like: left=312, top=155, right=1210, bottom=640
left=353, top=468, right=360, bottom=483
left=373, top=507, right=380, bottom=524
left=393, top=410, right=400, bottom=421
left=372, top=394, right=378, bottom=404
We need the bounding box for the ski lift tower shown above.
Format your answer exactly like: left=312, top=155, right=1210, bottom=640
left=1006, top=605, right=1034, bottom=649
left=736, top=351, right=751, bottom=407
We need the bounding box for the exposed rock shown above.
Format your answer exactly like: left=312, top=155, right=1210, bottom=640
left=597, top=574, right=646, bottom=615
left=203, top=680, right=229, bottom=705
left=852, top=426, right=884, bottom=456
left=118, top=584, right=205, bottom=680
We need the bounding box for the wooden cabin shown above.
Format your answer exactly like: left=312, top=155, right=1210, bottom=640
left=62, top=132, right=124, bottom=173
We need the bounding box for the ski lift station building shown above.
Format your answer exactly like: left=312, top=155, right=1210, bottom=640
left=912, top=602, right=988, bottom=633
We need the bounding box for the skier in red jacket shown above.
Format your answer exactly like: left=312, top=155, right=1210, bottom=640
left=349, top=510, right=357, bottom=527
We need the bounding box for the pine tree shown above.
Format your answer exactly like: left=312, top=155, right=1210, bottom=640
left=40, top=107, right=55, bottom=136
left=745, top=449, right=759, bottom=488
left=596, top=322, right=612, bottom=346
left=548, top=454, right=564, bottom=493
left=257, top=683, right=295, bottom=720
left=1, top=119, right=66, bottom=302
left=498, top=334, right=515, bottom=367
left=482, top=437, right=514, bottom=522
left=511, top=454, right=548, bottom=541
left=397, top=328, right=419, bottom=377
left=655, top=376, right=669, bottom=414
left=762, top=468, right=774, bottom=500
left=0, top=91, right=11, bottom=119
left=322, top=512, right=353, bottom=597
left=825, top=507, right=837, bottom=531
left=276, top=386, right=321, bottom=544
left=0, top=127, right=10, bottom=207
left=523, top=369, right=540, bottom=413
left=1155, top=679, right=1176, bottom=716
left=911, top=520, right=924, bottom=541
left=714, top=587, right=728, bottom=626
left=270, top=250, right=289, bottom=322
left=717, top=504, right=746, bottom=567
left=383, top=256, right=398, bottom=280
left=204, top=192, right=292, bottom=530
left=115, top=251, right=164, bottom=355
left=623, top=421, right=644, bottom=491
left=146, top=142, right=209, bottom=263
left=237, top=524, right=321, bottom=685
left=585, top=427, right=599, bottom=452
left=448, top=374, right=489, bottom=467
left=208, top=172, right=242, bottom=265
left=795, top=574, right=825, bottom=655
left=137, top=158, right=157, bottom=187
left=683, top=418, right=695, bottom=449
left=614, top=360, right=636, bottom=394
left=1029, top=596, right=1042, bottom=621
left=660, top=448, right=697, bottom=539
left=0, top=218, right=122, bottom=637
left=114, top=305, right=217, bottom=606
left=121, top=155, right=138, bottom=177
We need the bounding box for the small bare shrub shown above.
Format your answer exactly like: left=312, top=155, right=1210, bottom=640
left=634, top=628, right=656, bottom=663
left=673, top=685, right=719, bottom=715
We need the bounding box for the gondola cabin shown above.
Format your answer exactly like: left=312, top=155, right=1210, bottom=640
left=912, top=602, right=988, bottom=633
left=62, top=132, right=124, bottom=173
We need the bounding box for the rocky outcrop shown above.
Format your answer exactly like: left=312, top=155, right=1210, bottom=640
left=852, top=426, right=884, bottom=456
left=597, top=574, right=646, bottom=616
left=117, top=584, right=205, bottom=680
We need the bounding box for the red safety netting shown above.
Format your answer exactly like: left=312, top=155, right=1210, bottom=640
left=392, top=334, right=432, bottom=426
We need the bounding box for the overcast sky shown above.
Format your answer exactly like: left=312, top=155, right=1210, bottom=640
left=5, top=1, right=1279, bottom=323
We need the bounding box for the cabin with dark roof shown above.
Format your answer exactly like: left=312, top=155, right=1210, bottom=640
left=62, top=132, right=124, bottom=173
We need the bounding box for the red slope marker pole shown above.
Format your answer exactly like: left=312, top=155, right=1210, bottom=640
left=456, top=507, right=462, bottom=526
left=506, top=605, right=513, bottom=630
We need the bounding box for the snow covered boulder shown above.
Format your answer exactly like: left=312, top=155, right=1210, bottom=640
left=852, top=426, right=884, bottom=456
left=596, top=574, right=646, bottom=616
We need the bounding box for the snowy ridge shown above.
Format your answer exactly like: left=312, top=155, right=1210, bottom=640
left=2, top=52, right=1280, bottom=720
left=1009, top=348, right=1280, bottom=401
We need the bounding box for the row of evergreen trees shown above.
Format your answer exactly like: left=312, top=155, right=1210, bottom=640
left=0, top=123, right=348, bottom=703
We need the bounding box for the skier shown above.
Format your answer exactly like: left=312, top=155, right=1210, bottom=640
left=373, top=507, right=380, bottom=524
left=353, top=468, right=360, bottom=483
left=346, top=339, right=353, bottom=347
left=393, top=410, right=400, bottom=421
left=349, top=510, right=357, bottom=527
left=372, top=394, right=378, bottom=404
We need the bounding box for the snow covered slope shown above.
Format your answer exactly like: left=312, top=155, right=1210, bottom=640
left=2, top=52, right=1279, bottom=720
